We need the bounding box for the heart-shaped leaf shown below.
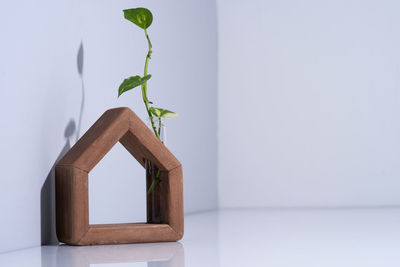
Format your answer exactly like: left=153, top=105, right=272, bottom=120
left=118, top=74, right=151, bottom=97
left=123, top=8, right=153, bottom=30
left=149, top=107, right=178, bottom=117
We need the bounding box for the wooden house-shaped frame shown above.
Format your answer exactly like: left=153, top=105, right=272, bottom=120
left=55, top=107, right=183, bottom=245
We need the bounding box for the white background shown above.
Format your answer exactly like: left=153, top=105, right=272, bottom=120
left=218, top=0, right=400, bottom=208
left=0, top=0, right=217, bottom=252
left=2, top=0, right=400, bottom=254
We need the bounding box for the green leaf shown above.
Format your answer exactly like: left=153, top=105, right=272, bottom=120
left=123, top=8, right=153, bottom=30
left=149, top=107, right=178, bottom=117
left=118, top=74, right=151, bottom=97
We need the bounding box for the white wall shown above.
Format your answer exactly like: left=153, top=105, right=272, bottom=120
left=4, top=0, right=400, bottom=254
left=0, top=0, right=217, bottom=252
left=217, top=0, right=400, bottom=208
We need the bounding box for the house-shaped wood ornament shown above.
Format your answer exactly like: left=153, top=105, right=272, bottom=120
left=55, top=107, right=183, bottom=245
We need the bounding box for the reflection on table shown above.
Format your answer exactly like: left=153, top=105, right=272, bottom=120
left=41, top=242, right=184, bottom=267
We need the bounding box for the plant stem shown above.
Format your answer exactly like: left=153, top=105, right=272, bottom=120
left=158, top=117, right=162, bottom=136
left=147, top=168, right=162, bottom=196
left=143, top=29, right=161, bottom=196
left=142, top=29, right=160, bottom=139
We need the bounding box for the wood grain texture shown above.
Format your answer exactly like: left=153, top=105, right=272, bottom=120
left=55, top=166, right=89, bottom=244
left=58, top=108, right=130, bottom=172
left=167, top=165, right=184, bottom=238
left=55, top=107, right=183, bottom=245
left=79, top=224, right=178, bottom=245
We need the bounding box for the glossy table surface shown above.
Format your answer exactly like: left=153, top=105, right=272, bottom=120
left=1, top=208, right=400, bottom=266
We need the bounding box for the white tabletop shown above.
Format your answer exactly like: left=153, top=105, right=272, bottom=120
left=1, top=208, right=400, bottom=266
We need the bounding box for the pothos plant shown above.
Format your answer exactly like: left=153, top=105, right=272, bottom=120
left=118, top=7, right=177, bottom=195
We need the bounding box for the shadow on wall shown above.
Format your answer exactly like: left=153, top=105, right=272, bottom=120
left=40, top=42, right=86, bottom=245
left=40, top=120, right=75, bottom=244
left=76, top=41, right=85, bottom=142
